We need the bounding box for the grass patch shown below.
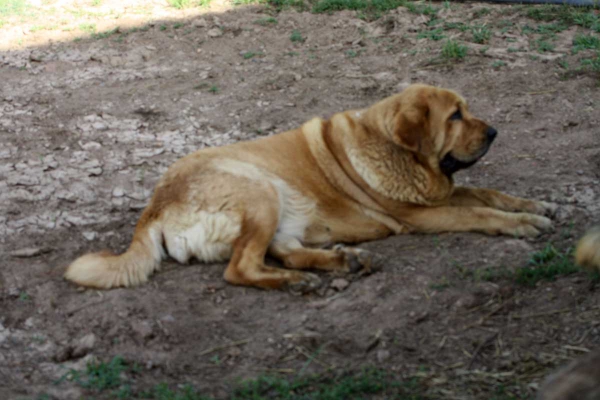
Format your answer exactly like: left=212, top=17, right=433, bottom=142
left=581, top=52, right=600, bottom=74
left=406, top=1, right=438, bottom=16
left=254, top=16, right=277, bottom=25
left=417, top=27, right=445, bottom=41
left=492, top=60, right=506, bottom=68
left=471, top=24, right=491, bottom=44
left=523, top=4, right=600, bottom=32
left=168, top=0, right=210, bottom=9
left=536, top=38, right=555, bottom=53
left=516, top=244, right=579, bottom=287
left=78, top=22, right=97, bottom=33
left=58, top=357, right=425, bottom=399
left=442, top=39, right=468, bottom=60
left=0, top=0, right=30, bottom=17
left=312, top=0, right=406, bottom=20
left=290, top=29, right=305, bottom=43
left=241, top=51, right=263, bottom=59
left=573, top=33, right=600, bottom=53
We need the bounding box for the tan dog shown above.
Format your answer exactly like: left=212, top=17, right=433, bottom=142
left=576, top=227, right=600, bottom=271
left=65, top=84, right=556, bottom=291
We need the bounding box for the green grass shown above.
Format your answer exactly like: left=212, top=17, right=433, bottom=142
left=406, top=1, right=438, bottom=16
left=417, top=27, right=445, bottom=41
left=523, top=4, right=600, bottom=32
left=78, top=22, right=96, bottom=33
left=581, top=52, right=600, bottom=74
left=58, top=357, right=425, bottom=400
left=167, top=0, right=210, bottom=9
left=242, top=51, right=263, bottom=59
left=290, top=29, right=305, bottom=43
left=573, top=33, right=600, bottom=54
left=312, top=0, right=406, bottom=20
left=516, top=244, right=579, bottom=287
left=442, top=39, right=468, bottom=60
left=0, top=0, right=30, bottom=17
left=536, top=38, right=555, bottom=53
left=471, top=25, right=491, bottom=44
left=208, top=85, right=219, bottom=93
left=254, top=16, right=278, bottom=25
left=66, top=356, right=128, bottom=391
left=491, top=60, right=506, bottom=68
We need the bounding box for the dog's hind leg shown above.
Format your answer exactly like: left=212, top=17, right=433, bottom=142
left=268, top=234, right=379, bottom=275
left=222, top=196, right=322, bottom=292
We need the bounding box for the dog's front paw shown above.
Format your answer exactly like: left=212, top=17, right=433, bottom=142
left=529, top=201, right=559, bottom=218
left=510, top=213, right=553, bottom=237
left=287, top=272, right=322, bottom=294
left=333, top=245, right=384, bottom=276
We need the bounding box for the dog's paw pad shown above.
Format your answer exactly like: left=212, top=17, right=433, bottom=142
left=287, top=273, right=322, bottom=295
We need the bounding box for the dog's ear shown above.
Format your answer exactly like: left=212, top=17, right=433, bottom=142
left=393, top=103, right=432, bottom=154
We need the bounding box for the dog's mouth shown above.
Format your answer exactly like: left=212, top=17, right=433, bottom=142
left=440, top=143, right=492, bottom=177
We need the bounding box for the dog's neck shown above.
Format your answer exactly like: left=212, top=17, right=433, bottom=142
left=328, top=112, right=453, bottom=207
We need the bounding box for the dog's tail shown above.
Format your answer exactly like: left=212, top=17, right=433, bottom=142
left=64, top=220, right=164, bottom=289
left=575, top=227, right=600, bottom=271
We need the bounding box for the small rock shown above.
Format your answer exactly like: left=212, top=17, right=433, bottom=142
left=377, top=349, right=391, bottom=363
left=208, top=28, right=223, bottom=38
left=112, top=187, right=125, bottom=197
left=192, top=18, right=208, bottom=28
left=82, top=231, right=98, bottom=241
left=131, top=320, right=154, bottom=340
left=330, top=278, right=350, bottom=291
left=10, top=247, right=50, bottom=258
left=72, top=333, right=97, bottom=358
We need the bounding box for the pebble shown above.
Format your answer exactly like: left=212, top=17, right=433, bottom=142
left=72, top=333, right=97, bottom=358
left=330, top=278, right=350, bottom=291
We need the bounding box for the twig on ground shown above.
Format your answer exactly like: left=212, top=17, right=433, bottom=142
left=198, top=339, right=251, bottom=356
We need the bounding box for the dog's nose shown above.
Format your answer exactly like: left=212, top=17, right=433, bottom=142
left=486, top=127, right=498, bottom=141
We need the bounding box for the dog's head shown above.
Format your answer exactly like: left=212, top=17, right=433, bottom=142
left=369, top=84, right=497, bottom=177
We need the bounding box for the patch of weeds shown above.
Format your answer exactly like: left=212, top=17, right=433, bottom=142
left=492, top=60, right=506, bottom=68
left=581, top=52, right=600, bottom=74
left=507, top=47, right=525, bottom=53
left=442, top=39, right=468, bottom=60
left=312, top=0, right=406, bottom=20
left=573, top=34, right=600, bottom=54
left=232, top=0, right=265, bottom=5
left=91, top=0, right=102, bottom=5
left=345, top=49, right=361, bottom=58
left=286, top=51, right=299, bottom=56
left=18, top=291, right=30, bottom=301
left=290, top=29, right=305, bottom=43
left=417, top=27, right=445, bottom=41
left=67, top=356, right=127, bottom=391
left=30, top=24, right=58, bottom=32
left=0, top=0, right=31, bottom=17
left=232, top=369, right=423, bottom=399
left=78, top=22, right=97, bottom=33
left=168, top=0, right=210, bottom=9
left=476, top=266, right=513, bottom=282
left=173, top=22, right=184, bottom=29
left=471, top=24, right=491, bottom=44
left=536, top=38, right=555, bottom=53
left=406, top=1, right=438, bottom=16
left=208, top=85, right=219, bottom=94
left=516, top=244, right=579, bottom=287
left=242, top=51, right=262, bottom=59
left=266, top=0, right=306, bottom=12
left=536, top=22, right=568, bottom=35
left=524, top=5, right=600, bottom=32
left=473, top=7, right=491, bottom=19
left=444, top=21, right=469, bottom=32
left=254, top=16, right=277, bottom=25
left=479, top=45, right=489, bottom=54
left=159, top=24, right=167, bottom=31
left=558, top=59, right=569, bottom=69
left=141, top=383, right=210, bottom=400
left=92, top=27, right=119, bottom=39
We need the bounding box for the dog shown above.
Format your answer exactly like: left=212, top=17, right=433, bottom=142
left=576, top=227, right=600, bottom=272
left=65, top=84, right=557, bottom=291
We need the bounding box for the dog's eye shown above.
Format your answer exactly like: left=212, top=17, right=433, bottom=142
left=450, top=110, right=462, bottom=121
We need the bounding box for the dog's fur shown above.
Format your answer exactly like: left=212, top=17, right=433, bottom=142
left=65, top=84, right=557, bottom=291
left=576, top=227, right=600, bottom=271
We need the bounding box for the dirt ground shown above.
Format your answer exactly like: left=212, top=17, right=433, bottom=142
left=1, top=0, right=600, bottom=399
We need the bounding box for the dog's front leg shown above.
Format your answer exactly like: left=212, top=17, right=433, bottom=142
left=397, top=205, right=553, bottom=237
left=449, top=187, right=557, bottom=216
